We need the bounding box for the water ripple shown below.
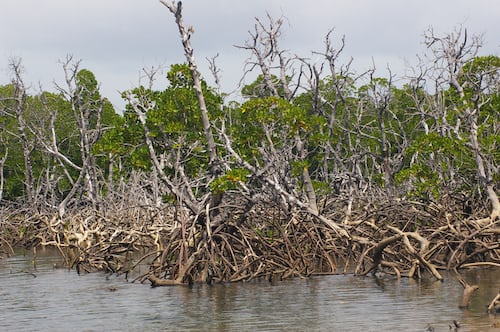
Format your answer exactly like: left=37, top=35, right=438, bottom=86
left=1, top=251, right=499, bottom=331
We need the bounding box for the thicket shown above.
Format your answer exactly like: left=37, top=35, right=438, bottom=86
left=0, top=2, right=498, bottom=296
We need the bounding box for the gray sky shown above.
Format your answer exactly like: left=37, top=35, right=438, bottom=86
left=1, top=0, right=499, bottom=111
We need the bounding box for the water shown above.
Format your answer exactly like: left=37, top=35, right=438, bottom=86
left=1, top=249, right=499, bottom=331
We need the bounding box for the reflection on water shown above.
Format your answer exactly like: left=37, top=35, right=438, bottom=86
left=1, top=248, right=499, bottom=331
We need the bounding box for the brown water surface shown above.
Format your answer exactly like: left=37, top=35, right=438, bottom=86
left=1, top=249, right=499, bottom=331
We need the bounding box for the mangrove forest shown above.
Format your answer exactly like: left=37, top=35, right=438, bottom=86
left=0, top=0, right=499, bottom=312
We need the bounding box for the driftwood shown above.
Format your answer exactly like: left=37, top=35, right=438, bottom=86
left=455, top=269, right=480, bottom=309
left=487, top=291, right=500, bottom=314
left=148, top=274, right=186, bottom=287
left=459, top=284, right=480, bottom=309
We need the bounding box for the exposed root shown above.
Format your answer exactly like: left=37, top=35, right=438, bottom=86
left=488, top=291, right=500, bottom=314
left=1, top=193, right=499, bottom=291
left=455, top=268, right=480, bottom=309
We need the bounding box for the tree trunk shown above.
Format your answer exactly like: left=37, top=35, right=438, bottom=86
left=0, top=148, right=7, bottom=201
left=296, top=135, right=318, bottom=214
left=456, top=269, right=479, bottom=309
left=11, top=59, right=35, bottom=205
left=469, top=117, right=500, bottom=220
left=159, top=1, right=218, bottom=171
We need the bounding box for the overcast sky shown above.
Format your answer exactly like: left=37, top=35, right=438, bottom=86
left=1, top=0, right=499, bottom=111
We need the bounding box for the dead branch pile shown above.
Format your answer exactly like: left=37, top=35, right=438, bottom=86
left=2, top=191, right=498, bottom=287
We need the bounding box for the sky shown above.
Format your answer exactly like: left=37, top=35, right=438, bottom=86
left=1, top=0, right=499, bottom=111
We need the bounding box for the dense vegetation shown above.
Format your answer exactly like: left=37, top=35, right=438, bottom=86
left=0, top=2, right=498, bottom=295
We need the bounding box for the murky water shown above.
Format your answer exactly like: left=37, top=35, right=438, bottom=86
left=1, top=249, right=499, bottom=331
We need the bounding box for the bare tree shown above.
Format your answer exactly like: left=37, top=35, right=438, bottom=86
left=31, top=56, right=107, bottom=217
left=423, top=27, right=499, bottom=221
left=0, top=146, right=7, bottom=201
left=236, top=14, right=298, bottom=100
left=7, top=59, right=35, bottom=205
left=234, top=15, right=325, bottom=215
left=159, top=1, right=218, bottom=171
left=357, top=70, right=407, bottom=190
left=307, top=30, right=354, bottom=183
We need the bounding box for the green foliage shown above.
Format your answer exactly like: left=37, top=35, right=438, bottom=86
left=461, top=55, right=500, bottom=91
left=395, top=163, right=441, bottom=199
left=232, top=96, right=323, bottom=154
left=209, top=168, right=251, bottom=194
left=405, top=132, right=466, bottom=156
left=0, top=52, right=497, bottom=209
left=0, top=85, right=52, bottom=199
left=395, top=132, right=474, bottom=198
left=119, top=63, right=224, bottom=180
left=93, top=110, right=125, bottom=156
left=0, top=68, right=118, bottom=201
